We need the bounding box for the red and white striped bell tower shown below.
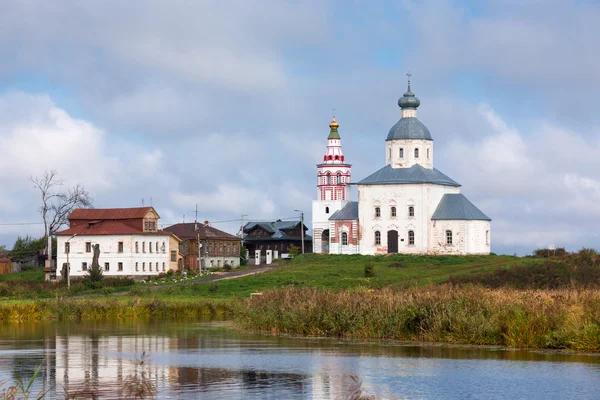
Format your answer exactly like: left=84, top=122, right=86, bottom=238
left=316, top=117, right=352, bottom=201
left=312, top=116, right=352, bottom=253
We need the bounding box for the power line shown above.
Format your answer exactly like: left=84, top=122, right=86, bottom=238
left=0, top=222, right=43, bottom=226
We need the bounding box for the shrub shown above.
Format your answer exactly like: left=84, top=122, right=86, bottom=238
left=223, top=264, right=232, bottom=272
left=0, top=282, right=9, bottom=297
left=364, top=261, right=376, bottom=278
left=87, top=262, right=104, bottom=283
left=288, top=244, right=299, bottom=258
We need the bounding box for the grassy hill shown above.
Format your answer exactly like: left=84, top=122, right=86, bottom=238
left=154, top=253, right=542, bottom=300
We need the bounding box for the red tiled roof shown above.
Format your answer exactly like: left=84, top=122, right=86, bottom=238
left=164, top=223, right=239, bottom=240
left=69, top=207, right=156, bottom=221
left=56, top=220, right=169, bottom=236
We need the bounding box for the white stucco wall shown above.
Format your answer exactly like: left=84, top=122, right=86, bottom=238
left=312, top=199, right=349, bottom=254
left=358, top=183, right=460, bottom=255
left=57, top=234, right=173, bottom=278
left=429, top=220, right=491, bottom=255
left=386, top=139, right=434, bottom=169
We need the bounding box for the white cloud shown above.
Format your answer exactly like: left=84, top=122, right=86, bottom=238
left=170, top=184, right=275, bottom=216
left=443, top=104, right=600, bottom=250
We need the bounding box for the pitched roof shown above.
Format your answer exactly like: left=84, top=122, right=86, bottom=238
left=55, top=220, right=170, bottom=236
left=69, top=207, right=156, bottom=220
left=432, top=194, right=491, bottom=221
left=386, top=117, right=432, bottom=141
left=329, top=202, right=359, bottom=221
left=243, top=220, right=312, bottom=241
left=163, top=223, right=239, bottom=240
left=358, top=164, right=460, bottom=187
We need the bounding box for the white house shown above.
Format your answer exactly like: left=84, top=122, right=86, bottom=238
left=56, top=207, right=178, bottom=279
left=312, top=77, right=491, bottom=255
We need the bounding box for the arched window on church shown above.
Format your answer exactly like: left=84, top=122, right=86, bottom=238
left=391, top=206, right=396, bottom=217
left=389, top=148, right=392, bottom=159
left=325, top=206, right=329, bottom=214
left=414, top=148, right=419, bottom=158
left=374, top=231, right=381, bottom=245
left=408, top=230, right=415, bottom=245
left=341, top=232, right=348, bottom=246
left=375, top=207, right=381, bottom=218
left=409, top=206, right=415, bottom=217
left=427, top=148, right=430, bottom=159
left=486, top=230, right=490, bottom=245
left=399, top=148, right=404, bottom=158
left=327, top=173, right=331, bottom=184
left=446, top=230, right=453, bottom=245
left=337, top=172, right=342, bottom=184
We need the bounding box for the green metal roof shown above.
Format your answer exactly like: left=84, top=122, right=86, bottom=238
left=431, top=193, right=491, bottom=221
left=328, top=127, right=341, bottom=140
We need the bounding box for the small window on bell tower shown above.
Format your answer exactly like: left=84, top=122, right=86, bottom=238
left=337, top=172, right=342, bottom=184
left=399, top=148, right=404, bottom=158
left=325, top=207, right=329, bottom=214
left=415, top=148, right=419, bottom=158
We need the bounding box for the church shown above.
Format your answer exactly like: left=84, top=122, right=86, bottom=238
left=311, top=78, right=491, bottom=255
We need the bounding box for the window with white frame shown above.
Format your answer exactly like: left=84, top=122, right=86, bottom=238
left=82, top=262, right=88, bottom=271
left=409, top=206, right=415, bottom=217
left=374, top=231, right=381, bottom=245
left=118, top=262, right=123, bottom=271
left=414, top=148, right=419, bottom=158
left=341, top=232, right=348, bottom=246
left=399, top=148, right=404, bottom=158
left=104, top=262, right=109, bottom=271
left=375, top=207, right=381, bottom=218
left=391, top=206, right=396, bottom=217
left=337, top=172, right=342, bottom=184
left=408, top=230, right=415, bottom=245
left=446, top=230, right=453, bottom=245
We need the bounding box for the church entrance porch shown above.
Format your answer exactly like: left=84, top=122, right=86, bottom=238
left=387, top=230, right=398, bottom=253
left=321, top=229, right=330, bottom=253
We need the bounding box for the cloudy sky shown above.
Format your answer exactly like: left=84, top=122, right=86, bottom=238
left=1, top=0, right=599, bottom=255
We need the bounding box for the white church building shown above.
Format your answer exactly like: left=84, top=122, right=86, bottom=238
left=312, top=79, right=491, bottom=255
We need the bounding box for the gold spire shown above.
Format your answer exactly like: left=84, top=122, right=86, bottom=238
left=329, top=116, right=339, bottom=130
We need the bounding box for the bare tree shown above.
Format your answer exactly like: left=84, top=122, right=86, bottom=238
left=29, top=170, right=93, bottom=236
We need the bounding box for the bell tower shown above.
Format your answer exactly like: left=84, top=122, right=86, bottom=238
left=311, top=116, right=352, bottom=253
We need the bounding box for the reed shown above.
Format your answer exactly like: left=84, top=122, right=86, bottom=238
left=234, top=285, right=600, bottom=351
left=0, top=297, right=233, bottom=322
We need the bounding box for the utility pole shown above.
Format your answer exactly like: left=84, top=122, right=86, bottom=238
left=294, top=209, right=305, bottom=254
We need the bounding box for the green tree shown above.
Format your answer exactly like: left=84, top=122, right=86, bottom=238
left=288, top=244, right=299, bottom=258
left=240, top=246, right=248, bottom=266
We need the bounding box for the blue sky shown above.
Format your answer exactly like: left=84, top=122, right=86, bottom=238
left=1, top=0, right=600, bottom=255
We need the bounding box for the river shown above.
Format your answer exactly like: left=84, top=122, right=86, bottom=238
left=0, top=320, right=598, bottom=399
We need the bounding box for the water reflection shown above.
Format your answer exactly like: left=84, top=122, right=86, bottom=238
left=0, top=321, right=598, bottom=399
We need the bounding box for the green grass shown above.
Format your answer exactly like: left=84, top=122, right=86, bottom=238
left=0, top=267, right=44, bottom=282
left=152, top=253, right=542, bottom=300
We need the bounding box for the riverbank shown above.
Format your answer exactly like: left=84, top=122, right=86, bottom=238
left=0, top=297, right=233, bottom=321
left=234, top=285, right=600, bottom=352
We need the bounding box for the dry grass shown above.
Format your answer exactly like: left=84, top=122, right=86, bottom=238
left=235, top=285, right=600, bottom=351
